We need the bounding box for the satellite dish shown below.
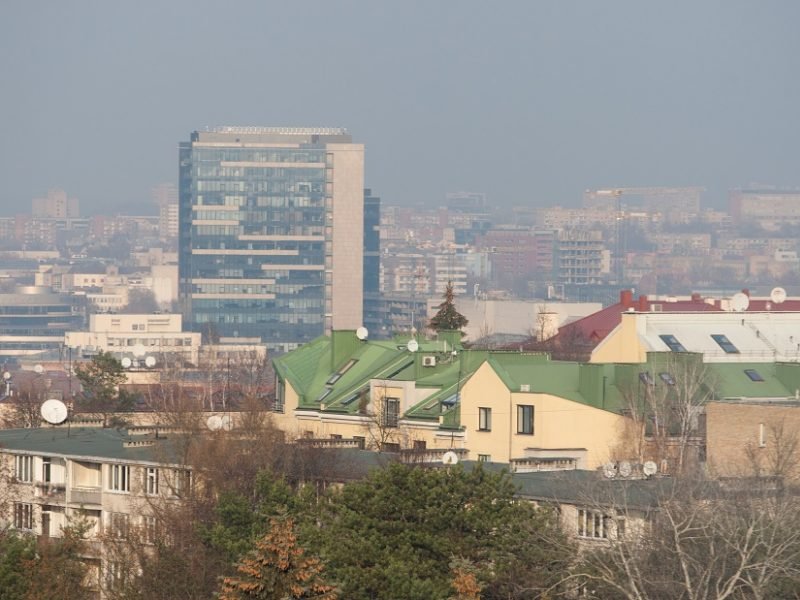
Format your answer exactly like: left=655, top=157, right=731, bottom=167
left=132, top=344, right=147, bottom=358
left=603, top=462, right=618, bottom=478
left=731, top=292, right=750, bottom=312
left=33, top=364, right=44, bottom=375
left=121, top=357, right=133, bottom=369
left=144, top=356, right=157, bottom=368
left=356, top=326, right=369, bottom=341
left=41, top=399, right=68, bottom=425
left=643, top=461, right=658, bottom=476
left=2, top=372, right=10, bottom=381
left=770, top=287, right=787, bottom=305
left=220, top=415, right=233, bottom=431
left=406, top=339, right=419, bottom=353
left=206, top=415, right=223, bottom=431
left=442, top=451, right=459, bottom=465
left=618, top=461, right=632, bottom=478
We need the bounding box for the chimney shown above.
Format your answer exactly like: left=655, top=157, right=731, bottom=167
left=691, top=292, right=701, bottom=302
left=620, top=290, right=633, bottom=307
left=742, top=288, right=750, bottom=297
left=638, top=295, right=647, bottom=312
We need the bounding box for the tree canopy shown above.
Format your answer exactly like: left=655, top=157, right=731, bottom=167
left=428, top=281, right=468, bottom=334
left=74, top=351, right=134, bottom=426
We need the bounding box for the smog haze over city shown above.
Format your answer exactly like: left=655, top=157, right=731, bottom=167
left=1, top=1, right=799, bottom=215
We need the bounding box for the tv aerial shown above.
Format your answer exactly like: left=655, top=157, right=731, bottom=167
left=356, top=326, right=369, bottom=341
left=121, top=357, right=133, bottom=369
left=442, top=451, right=459, bottom=465
left=730, top=292, right=750, bottom=312
left=144, top=356, right=157, bottom=368
left=642, top=461, right=658, bottom=477
left=41, top=399, right=68, bottom=425
left=406, top=339, right=419, bottom=353
left=770, top=287, right=787, bottom=305
left=603, top=462, right=618, bottom=479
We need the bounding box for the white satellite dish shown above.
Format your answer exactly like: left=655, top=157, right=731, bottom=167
left=144, top=356, right=157, bottom=368
left=603, top=462, right=618, bottom=479
left=618, top=460, right=633, bottom=478
left=356, top=326, right=369, bottom=341
left=132, top=344, right=147, bottom=358
left=643, top=461, right=658, bottom=477
left=2, top=372, right=10, bottom=381
left=442, top=451, right=459, bottom=465
left=206, top=415, right=223, bottom=431
left=220, top=415, right=233, bottom=431
left=33, top=364, right=44, bottom=375
left=41, top=399, right=68, bottom=425
left=730, top=292, right=750, bottom=312
left=406, top=339, right=419, bottom=353
left=770, top=287, right=787, bottom=305
left=121, top=357, right=133, bottom=369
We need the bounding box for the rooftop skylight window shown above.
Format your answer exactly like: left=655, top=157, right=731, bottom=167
left=326, top=359, right=358, bottom=385
left=711, top=334, right=739, bottom=354
left=744, top=369, right=764, bottom=382
left=659, top=372, right=676, bottom=386
left=441, top=393, right=459, bottom=407
left=341, top=389, right=365, bottom=406
left=659, top=334, right=687, bottom=352
left=316, top=388, right=333, bottom=402
left=639, top=372, right=655, bottom=386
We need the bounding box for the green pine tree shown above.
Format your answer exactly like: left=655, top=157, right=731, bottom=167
left=428, top=281, right=468, bottom=333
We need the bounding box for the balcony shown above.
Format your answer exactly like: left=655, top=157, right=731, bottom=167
left=34, top=481, right=66, bottom=501
left=69, top=487, right=102, bottom=506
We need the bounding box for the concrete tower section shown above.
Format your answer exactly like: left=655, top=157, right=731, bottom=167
left=179, top=127, right=364, bottom=352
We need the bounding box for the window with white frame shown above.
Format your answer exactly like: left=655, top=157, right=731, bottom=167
left=173, top=470, right=192, bottom=498
left=108, top=464, right=130, bottom=492
left=577, top=509, right=611, bottom=539
left=145, top=467, right=159, bottom=495
left=13, top=503, right=33, bottom=530
left=142, top=515, right=157, bottom=545
left=105, top=560, right=125, bottom=591
left=15, top=455, right=33, bottom=482
left=382, top=398, right=400, bottom=428
left=108, top=512, right=130, bottom=539
left=478, top=407, right=492, bottom=431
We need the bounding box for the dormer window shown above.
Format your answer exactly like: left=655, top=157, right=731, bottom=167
left=659, top=334, right=687, bottom=352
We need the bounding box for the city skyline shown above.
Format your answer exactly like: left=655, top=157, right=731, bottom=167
left=2, top=2, right=800, bottom=216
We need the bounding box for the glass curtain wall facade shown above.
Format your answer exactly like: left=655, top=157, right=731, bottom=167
left=179, top=127, right=363, bottom=352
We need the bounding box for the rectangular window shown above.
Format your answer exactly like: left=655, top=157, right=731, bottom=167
left=145, top=468, right=159, bottom=495
left=745, top=369, right=764, bottom=382
left=383, top=398, right=400, bottom=428
left=106, top=561, right=125, bottom=591
left=42, top=457, right=52, bottom=483
left=108, top=512, right=130, bottom=539
left=13, top=503, right=33, bottom=530
left=478, top=454, right=491, bottom=462
left=711, top=334, right=739, bottom=354
left=478, top=407, right=492, bottom=431
left=659, top=334, right=687, bottom=352
left=577, top=509, right=608, bottom=539
left=274, top=381, right=285, bottom=413
left=108, top=465, right=130, bottom=492
left=173, top=470, right=192, bottom=498
left=517, top=405, right=534, bottom=435
left=143, top=516, right=157, bottom=545
left=15, top=455, right=32, bottom=482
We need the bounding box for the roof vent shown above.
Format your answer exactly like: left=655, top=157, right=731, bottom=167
left=520, top=384, right=531, bottom=392
left=422, top=356, right=436, bottom=367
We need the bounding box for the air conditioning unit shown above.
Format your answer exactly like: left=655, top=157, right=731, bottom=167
left=422, top=356, right=436, bottom=367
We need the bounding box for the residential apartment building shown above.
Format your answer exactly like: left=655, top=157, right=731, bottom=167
left=179, top=127, right=364, bottom=352
left=730, top=189, right=800, bottom=230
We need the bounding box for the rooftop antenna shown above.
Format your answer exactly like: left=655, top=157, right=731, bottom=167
left=603, top=462, right=618, bottom=479
left=219, top=415, right=233, bottom=431
left=41, top=398, right=68, bottom=425
left=34, top=364, right=44, bottom=375
left=618, top=460, right=633, bottom=478
left=356, top=326, right=369, bottom=341
left=144, top=356, right=157, bottom=368
left=642, top=461, right=658, bottom=477
left=121, top=357, right=133, bottom=369
left=731, top=292, right=750, bottom=312
left=442, top=451, right=459, bottom=466
left=206, top=415, right=223, bottom=431
left=406, top=339, right=419, bottom=353
left=770, top=287, right=787, bottom=305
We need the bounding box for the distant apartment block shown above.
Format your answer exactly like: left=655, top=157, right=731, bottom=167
left=152, top=183, right=179, bottom=241
left=729, top=189, right=800, bottom=230
left=32, top=188, right=80, bottom=219
left=555, top=230, right=605, bottom=285
left=179, top=127, right=365, bottom=352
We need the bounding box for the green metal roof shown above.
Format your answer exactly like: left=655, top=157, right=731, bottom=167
left=0, top=427, right=184, bottom=466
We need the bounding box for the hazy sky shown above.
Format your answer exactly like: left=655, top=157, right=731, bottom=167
left=1, top=1, right=798, bottom=215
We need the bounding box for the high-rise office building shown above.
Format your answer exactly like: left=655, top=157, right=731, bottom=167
left=179, top=127, right=364, bottom=352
